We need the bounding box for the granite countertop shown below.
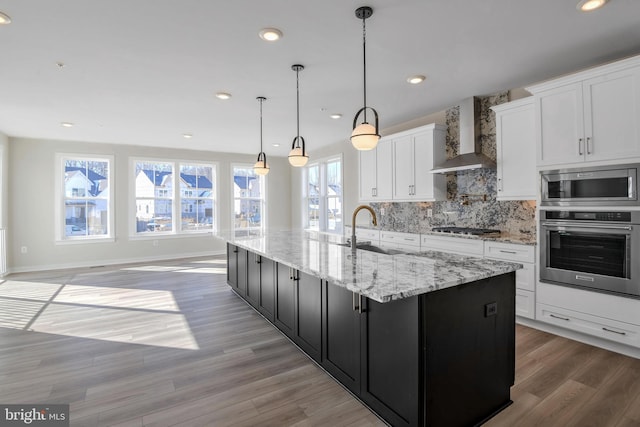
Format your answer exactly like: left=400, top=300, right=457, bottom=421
left=214, top=229, right=522, bottom=303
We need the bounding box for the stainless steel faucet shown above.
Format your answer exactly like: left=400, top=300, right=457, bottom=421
left=351, top=205, right=378, bottom=250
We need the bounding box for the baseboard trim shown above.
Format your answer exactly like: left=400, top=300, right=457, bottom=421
left=6, top=250, right=226, bottom=275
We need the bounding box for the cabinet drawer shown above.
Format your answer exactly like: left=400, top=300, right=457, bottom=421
left=420, top=235, right=484, bottom=256
left=380, top=231, right=420, bottom=248
left=484, top=241, right=535, bottom=263
left=516, top=289, right=535, bottom=319
left=537, top=303, right=640, bottom=348
left=537, top=282, right=640, bottom=326
left=515, top=263, right=535, bottom=292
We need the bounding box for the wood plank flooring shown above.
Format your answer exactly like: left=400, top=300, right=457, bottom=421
left=1, top=255, right=639, bottom=426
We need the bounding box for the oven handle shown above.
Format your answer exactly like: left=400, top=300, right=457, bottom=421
left=541, top=222, right=633, bottom=231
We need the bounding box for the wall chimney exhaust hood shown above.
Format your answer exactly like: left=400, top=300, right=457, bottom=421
left=430, top=97, right=496, bottom=174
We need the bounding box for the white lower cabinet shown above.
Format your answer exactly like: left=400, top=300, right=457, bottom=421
left=380, top=231, right=421, bottom=251
left=420, top=235, right=484, bottom=256
left=484, top=241, right=536, bottom=320
left=537, top=281, right=640, bottom=348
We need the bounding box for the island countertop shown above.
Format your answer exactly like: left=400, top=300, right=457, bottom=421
left=214, top=229, right=522, bottom=303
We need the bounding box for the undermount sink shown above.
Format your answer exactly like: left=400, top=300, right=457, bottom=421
left=339, top=242, right=406, bottom=255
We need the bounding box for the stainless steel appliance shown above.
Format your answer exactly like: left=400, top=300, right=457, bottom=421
left=539, top=210, right=640, bottom=298
left=541, top=163, right=639, bottom=206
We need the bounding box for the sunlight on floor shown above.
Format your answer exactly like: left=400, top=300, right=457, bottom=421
left=0, top=276, right=200, bottom=350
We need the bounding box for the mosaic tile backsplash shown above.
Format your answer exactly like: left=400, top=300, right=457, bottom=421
left=370, top=91, right=537, bottom=237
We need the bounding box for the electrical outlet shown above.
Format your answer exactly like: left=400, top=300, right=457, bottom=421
left=427, top=209, right=433, bottom=218
left=20, top=246, right=28, bottom=254
left=380, top=207, right=385, bottom=216
left=485, top=302, right=498, bottom=317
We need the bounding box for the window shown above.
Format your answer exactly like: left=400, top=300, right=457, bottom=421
left=304, top=156, right=343, bottom=233
left=57, top=155, right=113, bottom=241
left=233, top=165, right=265, bottom=237
left=133, top=160, right=216, bottom=235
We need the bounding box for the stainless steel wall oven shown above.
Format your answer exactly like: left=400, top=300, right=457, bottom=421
left=539, top=210, right=640, bottom=298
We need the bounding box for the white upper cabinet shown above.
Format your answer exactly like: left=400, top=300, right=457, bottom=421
left=360, top=124, right=446, bottom=202
left=358, top=139, right=393, bottom=201
left=491, top=98, right=537, bottom=200
left=527, top=55, right=640, bottom=167
left=392, top=124, right=447, bottom=201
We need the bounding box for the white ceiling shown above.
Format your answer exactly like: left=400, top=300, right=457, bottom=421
left=1, top=0, right=639, bottom=158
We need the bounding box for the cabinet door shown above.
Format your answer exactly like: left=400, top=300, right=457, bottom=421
left=536, top=83, right=585, bottom=166
left=294, top=271, right=322, bottom=362
left=360, top=296, right=420, bottom=427
left=412, top=131, right=439, bottom=200
left=234, top=247, right=248, bottom=297
left=274, top=263, right=295, bottom=339
left=359, top=149, right=377, bottom=201
left=322, top=282, right=361, bottom=395
left=495, top=101, right=537, bottom=200
left=258, top=258, right=276, bottom=322
left=226, top=244, right=238, bottom=289
left=245, top=252, right=261, bottom=309
left=583, top=68, right=640, bottom=162
left=392, top=135, right=414, bottom=200
left=376, top=140, right=394, bottom=200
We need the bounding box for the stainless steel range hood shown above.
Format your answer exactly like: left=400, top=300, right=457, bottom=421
left=430, top=97, right=496, bottom=174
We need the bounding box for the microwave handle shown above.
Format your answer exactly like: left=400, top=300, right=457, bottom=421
left=541, top=222, right=633, bottom=231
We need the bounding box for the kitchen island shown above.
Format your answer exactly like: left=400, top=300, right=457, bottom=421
left=214, top=230, right=521, bottom=427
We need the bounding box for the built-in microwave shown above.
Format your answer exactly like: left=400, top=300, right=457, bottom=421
left=541, top=164, right=638, bottom=206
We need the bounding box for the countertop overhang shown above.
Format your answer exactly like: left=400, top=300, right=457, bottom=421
left=214, top=229, right=522, bottom=303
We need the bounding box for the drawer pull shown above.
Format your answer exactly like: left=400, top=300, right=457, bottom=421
left=550, top=313, right=570, bottom=321
left=499, top=250, right=517, bottom=254
left=602, top=327, right=626, bottom=336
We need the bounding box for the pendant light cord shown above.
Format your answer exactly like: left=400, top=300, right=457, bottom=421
left=259, top=97, right=264, bottom=153
left=362, top=15, right=367, bottom=123
left=296, top=68, right=301, bottom=145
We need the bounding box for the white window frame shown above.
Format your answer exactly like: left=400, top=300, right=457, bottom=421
left=231, top=163, right=267, bottom=236
left=55, top=153, right=115, bottom=244
left=303, top=154, right=343, bottom=234
left=130, top=157, right=217, bottom=238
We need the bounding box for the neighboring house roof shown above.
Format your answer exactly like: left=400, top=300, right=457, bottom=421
left=234, top=175, right=256, bottom=190
left=328, top=184, right=342, bottom=196
left=181, top=173, right=213, bottom=189
left=65, top=166, right=107, bottom=197
left=142, top=170, right=172, bottom=186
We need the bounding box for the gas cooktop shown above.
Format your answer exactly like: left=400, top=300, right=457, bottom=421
left=431, top=227, right=501, bottom=236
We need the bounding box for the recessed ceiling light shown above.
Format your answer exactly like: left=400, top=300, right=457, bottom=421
left=272, top=143, right=280, bottom=147
left=0, top=12, right=11, bottom=25
left=330, top=114, right=342, bottom=119
left=183, top=133, right=193, bottom=139
left=576, top=0, right=608, bottom=11
left=61, top=122, right=74, bottom=128
left=259, top=28, right=283, bottom=42
left=216, top=92, right=232, bottom=100
left=56, top=62, right=66, bottom=69
left=407, top=75, right=426, bottom=84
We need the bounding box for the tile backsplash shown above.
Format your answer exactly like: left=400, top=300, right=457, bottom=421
left=370, top=91, right=537, bottom=237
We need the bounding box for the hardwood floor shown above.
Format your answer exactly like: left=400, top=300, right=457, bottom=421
left=1, top=255, right=639, bottom=426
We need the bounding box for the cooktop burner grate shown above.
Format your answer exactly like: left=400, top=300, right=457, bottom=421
left=431, top=227, right=501, bottom=236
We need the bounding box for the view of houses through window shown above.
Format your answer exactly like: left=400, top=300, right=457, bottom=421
left=233, top=165, right=265, bottom=236
left=305, top=156, right=342, bottom=233
left=62, top=157, right=111, bottom=239
left=134, top=160, right=215, bottom=234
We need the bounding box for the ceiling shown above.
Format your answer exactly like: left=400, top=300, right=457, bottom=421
left=1, top=1, right=640, bottom=158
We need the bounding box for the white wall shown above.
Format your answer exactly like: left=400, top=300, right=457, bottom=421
left=0, top=132, right=7, bottom=230
left=8, top=137, right=291, bottom=272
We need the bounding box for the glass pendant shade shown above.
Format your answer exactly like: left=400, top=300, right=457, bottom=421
left=351, top=122, right=380, bottom=151
left=288, top=138, right=309, bottom=167
left=254, top=160, right=270, bottom=175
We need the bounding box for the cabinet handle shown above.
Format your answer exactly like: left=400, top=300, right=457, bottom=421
left=550, top=313, right=570, bottom=321
left=499, top=250, right=517, bottom=254
left=602, top=327, right=626, bottom=336
left=353, top=292, right=358, bottom=311
left=358, top=294, right=364, bottom=314
left=578, top=138, right=583, bottom=155
left=289, top=267, right=293, bottom=280
left=586, top=137, right=592, bottom=155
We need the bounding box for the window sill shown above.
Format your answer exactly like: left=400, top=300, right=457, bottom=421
left=56, top=236, right=116, bottom=245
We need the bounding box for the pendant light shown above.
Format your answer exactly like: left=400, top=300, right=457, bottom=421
left=253, top=96, right=270, bottom=176
left=351, top=6, right=380, bottom=151
left=288, top=64, right=309, bottom=167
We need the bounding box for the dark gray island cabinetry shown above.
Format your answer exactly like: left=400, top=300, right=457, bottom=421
left=221, top=232, right=520, bottom=427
